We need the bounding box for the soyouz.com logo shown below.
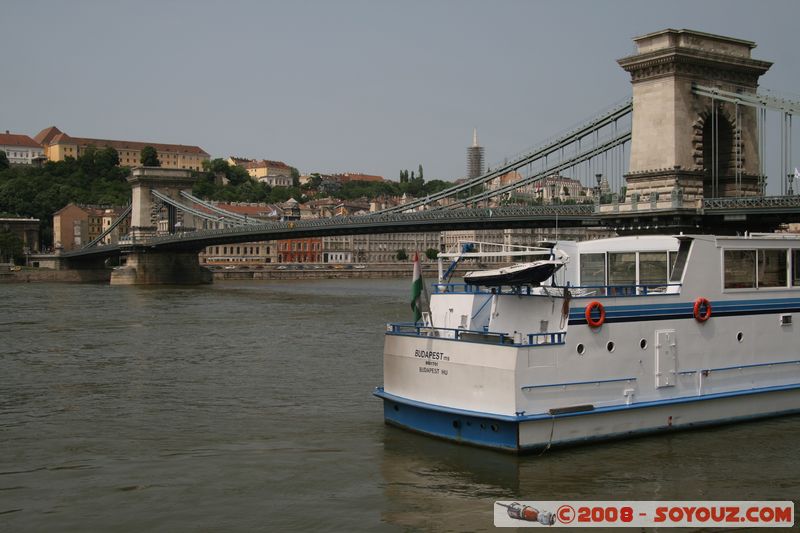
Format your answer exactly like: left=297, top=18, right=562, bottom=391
left=494, top=501, right=794, bottom=527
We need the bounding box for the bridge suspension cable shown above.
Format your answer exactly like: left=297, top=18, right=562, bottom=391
left=179, top=191, right=261, bottom=225
left=440, top=130, right=632, bottom=208
left=375, top=97, right=632, bottom=214
left=83, top=204, right=132, bottom=249
left=150, top=190, right=226, bottom=224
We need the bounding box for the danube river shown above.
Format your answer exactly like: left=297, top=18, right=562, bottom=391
left=2, top=280, right=799, bottom=531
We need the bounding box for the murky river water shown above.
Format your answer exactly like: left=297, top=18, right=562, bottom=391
left=1, top=280, right=798, bottom=531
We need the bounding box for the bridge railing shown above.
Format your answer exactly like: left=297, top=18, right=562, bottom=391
left=133, top=204, right=597, bottom=247
left=703, top=195, right=800, bottom=210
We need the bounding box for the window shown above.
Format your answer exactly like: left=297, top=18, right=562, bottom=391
left=794, top=250, right=800, bottom=286
left=758, top=249, right=787, bottom=288
left=724, top=250, right=756, bottom=289
left=580, top=253, right=605, bottom=286
left=608, top=252, right=636, bottom=286
left=639, top=251, right=668, bottom=286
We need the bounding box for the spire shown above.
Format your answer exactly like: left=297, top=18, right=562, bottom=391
left=472, top=128, right=478, bottom=147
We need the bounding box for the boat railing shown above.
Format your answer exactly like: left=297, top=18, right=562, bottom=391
left=386, top=322, right=565, bottom=346
left=570, top=283, right=682, bottom=297
left=432, top=282, right=681, bottom=297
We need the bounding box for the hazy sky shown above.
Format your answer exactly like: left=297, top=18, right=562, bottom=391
left=2, top=0, right=798, bottom=182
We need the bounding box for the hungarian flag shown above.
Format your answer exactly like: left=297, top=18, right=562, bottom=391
left=411, top=251, right=422, bottom=322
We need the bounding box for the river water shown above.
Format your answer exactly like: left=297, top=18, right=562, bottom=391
left=1, top=280, right=798, bottom=531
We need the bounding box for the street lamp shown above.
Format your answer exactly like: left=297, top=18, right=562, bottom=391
left=595, top=173, right=603, bottom=202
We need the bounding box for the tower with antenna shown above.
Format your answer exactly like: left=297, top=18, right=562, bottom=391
left=466, top=128, right=485, bottom=180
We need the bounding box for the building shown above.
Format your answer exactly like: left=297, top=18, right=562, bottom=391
left=534, top=174, right=589, bottom=203
left=229, top=157, right=294, bottom=187
left=328, top=172, right=384, bottom=184
left=278, top=237, right=323, bottom=263
left=322, top=235, right=354, bottom=263
left=197, top=202, right=282, bottom=265
left=34, top=126, right=209, bottom=170
left=467, top=128, right=485, bottom=180
left=0, top=131, right=45, bottom=165
left=0, top=217, right=40, bottom=262
left=52, top=203, right=130, bottom=252
left=352, top=232, right=441, bottom=264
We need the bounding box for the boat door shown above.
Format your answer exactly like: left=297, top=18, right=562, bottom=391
left=655, top=329, right=677, bottom=388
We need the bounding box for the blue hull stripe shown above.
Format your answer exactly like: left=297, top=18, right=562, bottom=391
left=569, top=297, right=800, bottom=325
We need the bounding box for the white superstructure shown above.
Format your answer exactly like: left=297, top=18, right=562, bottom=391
left=375, top=234, right=800, bottom=452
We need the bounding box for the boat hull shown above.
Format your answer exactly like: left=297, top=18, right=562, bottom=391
left=375, top=385, right=800, bottom=453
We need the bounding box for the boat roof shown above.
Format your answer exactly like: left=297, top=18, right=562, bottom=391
left=573, top=235, right=679, bottom=253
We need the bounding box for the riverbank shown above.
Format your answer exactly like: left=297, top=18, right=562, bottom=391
left=0, top=268, right=112, bottom=283
left=0, top=264, right=474, bottom=283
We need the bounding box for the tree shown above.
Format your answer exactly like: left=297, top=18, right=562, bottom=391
left=290, top=166, right=300, bottom=188
left=424, top=248, right=438, bottom=260
left=0, top=150, right=8, bottom=170
left=396, top=248, right=408, bottom=261
left=418, top=164, right=423, bottom=181
left=95, top=146, right=120, bottom=170
left=140, top=146, right=160, bottom=166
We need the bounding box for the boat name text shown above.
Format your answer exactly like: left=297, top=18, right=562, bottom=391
left=414, top=349, right=449, bottom=361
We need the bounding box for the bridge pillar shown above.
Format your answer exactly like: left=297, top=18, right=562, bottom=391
left=110, top=247, right=212, bottom=285
left=618, top=29, right=772, bottom=204
left=128, top=167, right=199, bottom=239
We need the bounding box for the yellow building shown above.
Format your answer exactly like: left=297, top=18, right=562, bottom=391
left=228, top=157, right=294, bottom=187
left=34, top=126, right=209, bottom=170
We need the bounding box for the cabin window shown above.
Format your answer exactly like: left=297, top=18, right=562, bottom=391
left=758, top=249, right=787, bottom=288
left=793, top=250, right=800, bottom=286
left=579, top=253, right=605, bottom=286
left=608, top=252, right=636, bottom=287
left=639, top=251, right=668, bottom=286
left=724, top=250, right=756, bottom=289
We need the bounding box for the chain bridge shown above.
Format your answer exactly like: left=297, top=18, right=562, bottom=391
left=59, top=29, right=800, bottom=284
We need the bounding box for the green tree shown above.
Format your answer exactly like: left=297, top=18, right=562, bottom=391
left=290, top=166, right=300, bottom=188
left=418, top=164, right=423, bottom=181
left=0, top=150, right=8, bottom=170
left=424, top=248, right=438, bottom=261
left=140, top=146, right=160, bottom=166
left=95, top=146, right=120, bottom=170
left=396, top=248, right=408, bottom=261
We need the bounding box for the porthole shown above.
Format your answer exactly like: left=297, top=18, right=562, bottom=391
left=490, top=424, right=499, bottom=432
left=393, top=404, right=399, bottom=411
left=607, top=341, right=615, bottom=352
left=737, top=331, right=743, bottom=342
left=576, top=343, right=586, bottom=355
left=452, top=420, right=461, bottom=429
left=640, top=338, right=647, bottom=350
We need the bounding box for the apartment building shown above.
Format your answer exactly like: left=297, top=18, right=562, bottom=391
left=52, top=203, right=130, bottom=251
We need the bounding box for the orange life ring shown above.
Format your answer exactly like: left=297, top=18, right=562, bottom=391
left=585, top=301, right=605, bottom=328
left=693, top=297, right=712, bottom=322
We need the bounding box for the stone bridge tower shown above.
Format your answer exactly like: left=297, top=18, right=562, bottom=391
left=128, top=167, right=199, bottom=239
left=618, top=29, right=772, bottom=204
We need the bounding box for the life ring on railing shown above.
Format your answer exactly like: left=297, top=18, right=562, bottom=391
left=585, top=301, right=605, bottom=328
left=693, top=297, right=712, bottom=322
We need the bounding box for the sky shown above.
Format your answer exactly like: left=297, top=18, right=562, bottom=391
left=2, top=0, right=799, bottom=183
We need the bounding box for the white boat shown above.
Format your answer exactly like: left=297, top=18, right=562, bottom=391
left=464, top=259, right=565, bottom=287
left=375, top=235, right=800, bottom=453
